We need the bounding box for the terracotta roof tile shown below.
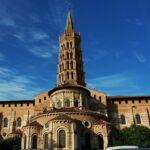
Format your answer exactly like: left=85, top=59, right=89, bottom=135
left=107, top=95, right=150, bottom=100
left=29, top=121, right=43, bottom=127
left=51, top=114, right=74, bottom=121
left=93, top=120, right=111, bottom=125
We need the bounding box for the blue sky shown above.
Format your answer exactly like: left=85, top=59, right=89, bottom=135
left=0, top=0, right=150, bottom=100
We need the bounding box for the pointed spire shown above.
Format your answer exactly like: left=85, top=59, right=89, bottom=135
left=65, top=10, right=74, bottom=33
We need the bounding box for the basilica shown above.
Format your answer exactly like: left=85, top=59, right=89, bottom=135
left=0, top=10, right=150, bottom=150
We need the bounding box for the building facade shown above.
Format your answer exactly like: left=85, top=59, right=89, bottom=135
left=0, top=10, right=150, bottom=150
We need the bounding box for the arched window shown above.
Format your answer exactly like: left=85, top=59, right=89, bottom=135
left=16, top=117, right=21, bottom=127
left=70, top=52, right=73, bottom=59
left=3, top=118, right=8, bottom=127
left=57, top=101, right=61, bottom=108
left=59, top=75, right=61, bottom=82
left=65, top=99, right=70, bottom=107
left=44, top=133, right=49, bottom=149
left=135, top=114, right=141, bottom=124
left=61, top=74, right=64, bottom=82
left=62, top=63, right=64, bottom=71
left=52, top=103, right=55, bottom=108
left=66, top=62, right=69, bottom=69
left=58, top=130, right=66, bottom=148
left=85, top=133, right=91, bottom=148
left=24, top=135, right=26, bottom=149
left=74, top=99, right=78, bottom=107
left=31, top=134, right=37, bottom=149
left=67, top=52, right=69, bottom=59
left=67, top=42, right=69, bottom=48
left=98, top=134, right=104, bottom=150
left=63, top=44, right=65, bottom=49
left=70, top=42, right=72, bottom=48
left=120, top=115, right=126, bottom=124
left=70, top=61, right=73, bottom=69
left=59, top=65, right=61, bottom=72
left=66, top=72, right=69, bottom=80
left=71, top=72, right=74, bottom=80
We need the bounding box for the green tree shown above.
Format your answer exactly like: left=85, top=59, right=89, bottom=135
left=0, top=136, right=21, bottom=150
left=112, top=124, right=150, bottom=147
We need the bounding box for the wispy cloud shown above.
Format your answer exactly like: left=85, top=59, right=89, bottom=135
left=0, top=52, right=5, bottom=61
left=27, top=42, right=58, bottom=58
left=48, top=0, right=71, bottom=31
left=0, top=17, right=17, bottom=28
left=30, top=32, right=49, bottom=42
left=0, top=67, right=44, bottom=100
left=88, top=74, right=132, bottom=89
left=87, top=73, right=137, bottom=95
left=135, top=52, right=147, bottom=63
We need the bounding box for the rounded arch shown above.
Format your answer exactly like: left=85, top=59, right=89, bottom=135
left=135, top=114, right=141, bottom=124
left=70, top=42, right=72, bottom=48
left=97, top=133, right=104, bottom=150
left=61, top=73, right=64, bottom=82
left=85, top=132, right=91, bottom=149
left=62, top=63, right=64, bottom=71
left=71, top=72, right=74, bottom=80
left=74, top=99, right=78, bottom=107
left=16, top=117, right=22, bottom=127
left=57, top=100, right=62, bottom=108
left=70, top=52, right=73, bottom=59
left=66, top=61, right=69, bottom=69
left=57, top=127, right=68, bottom=148
left=70, top=61, right=73, bottom=69
left=31, top=134, right=38, bottom=149
left=67, top=42, right=69, bottom=49
left=3, top=117, right=8, bottom=127
left=66, top=72, right=69, bottom=80
left=120, top=114, right=126, bottom=124
left=63, top=44, right=65, bottom=49
left=44, top=133, right=49, bottom=149
left=65, top=99, right=70, bottom=107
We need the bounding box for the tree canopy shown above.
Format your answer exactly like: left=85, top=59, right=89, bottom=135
left=0, top=136, right=21, bottom=150
left=112, top=124, right=150, bottom=147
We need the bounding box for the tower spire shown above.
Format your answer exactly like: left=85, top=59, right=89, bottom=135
left=57, top=10, right=86, bottom=87
left=65, top=10, right=74, bottom=33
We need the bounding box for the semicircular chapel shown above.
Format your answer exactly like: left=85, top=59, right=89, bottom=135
left=0, top=9, right=150, bottom=150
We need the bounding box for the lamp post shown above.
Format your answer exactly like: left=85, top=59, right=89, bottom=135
left=132, top=106, right=136, bottom=124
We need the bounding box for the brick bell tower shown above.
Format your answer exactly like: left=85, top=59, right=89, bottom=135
left=57, top=10, right=86, bottom=87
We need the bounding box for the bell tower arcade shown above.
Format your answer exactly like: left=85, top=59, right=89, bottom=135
left=57, top=10, right=86, bottom=87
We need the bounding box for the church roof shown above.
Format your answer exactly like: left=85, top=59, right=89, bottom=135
left=0, top=100, right=34, bottom=104
left=93, top=120, right=111, bottom=125
left=28, top=121, right=43, bottom=127
left=48, top=83, right=90, bottom=96
left=65, top=10, right=74, bottom=33
left=107, top=95, right=150, bottom=100
left=51, top=114, right=74, bottom=121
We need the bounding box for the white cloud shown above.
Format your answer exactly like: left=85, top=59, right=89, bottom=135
left=88, top=74, right=132, bottom=89
left=87, top=73, right=137, bottom=96
left=135, top=52, right=147, bottom=63
left=0, top=17, right=16, bottom=28
left=48, top=0, right=70, bottom=31
left=13, top=33, right=25, bottom=40
left=28, top=42, right=57, bottom=58
left=31, top=32, right=49, bottom=41
left=0, top=53, right=5, bottom=61
left=0, top=67, right=44, bottom=100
